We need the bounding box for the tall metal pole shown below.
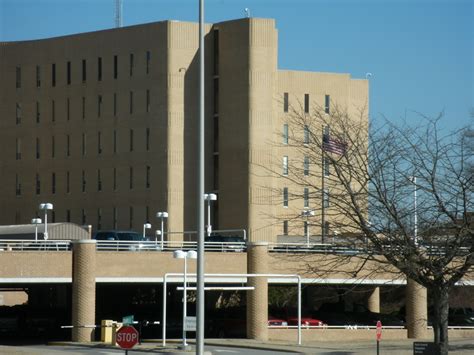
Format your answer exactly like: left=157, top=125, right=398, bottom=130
left=44, top=211, right=48, bottom=240
left=161, top=217, right=164, bottom=249
left=414, top=176, right=418, bottom=246
left=183, top=256, right=188, bottom=347
left=321, top=129, right=325, bottom=244
left=196, top=0, right=205, bottom=353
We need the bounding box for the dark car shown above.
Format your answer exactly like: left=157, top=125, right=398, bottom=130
left=204, top=235, right=246, bottom=252
left=449, top=308, right=474, bottom=326
left=93, top=230, right=153, bottom=251
left=94, top=230, right=147, bottom=241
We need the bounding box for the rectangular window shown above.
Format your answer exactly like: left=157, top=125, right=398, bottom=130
left=15, top=174, right=21, bottom=196
left=67, top=98, right=70, bottom=120
left=129, top=206, right=134, bottom=229
left=283, top=187, right=289, bottom=207
left=36, top=138, right=40, bottom=159
left=304, top=125, right=309, bottom=144
left=283, top=220, right=288, bottom=236
left=82, top=59, right=86, bottom=82
left=283, top=92, right=289, bottom=112
left=16, top=138, right=21, bottom=160
left=304, top=187, right=309, bottom=208
left=66, top=171, right=70, bottom=193
left=82, top=97, right=85, bottom=119
left=304, top=221, right=308, bottom=237
left=113, top=168, right=117, bottom=191
left=66, top=135, right=70, bottom=157
left=36, top=65, right=41, bottom=87
left=283, top=156, right=288, bottom=176
left=51, top=136, right=55, bottom=158
left=146, top=128, right=150, bottom=151
left=67, top=61, right=71, bottom=85
left=81, top=209, right=86, bottom=224
left=82, top=133, right=86, bottom=156
left=52, top=63, right=56, bottom=87
left=113, top=93, right=117, bottom=116
left=129, top=166, right=134, bottom=189
left=283, top=124, right=288, bottom=145
left=51, top=173, right=56, bottom=194
left=16, top=103, right=21, bottom=124
left=304, top=93, right=309, bottom=113
left=66, top=210, right=71, bottom=222
left=146, top=165, right=151, bottom=188
left=129, top=53, right=134, bottom=76
left=146, top=51, right=151, bottom=74
left=146, top=89, right=150, bottom=113
left=304, top=156, right=309, bottom=176
left=98, top=95, right=102, bottom=117
left=129, top=91, right=133, bottom=114
left=323, top=188, right=330, bottom=208
left=98, top=57, right=102, bottom=81
left=82, top=170, right=86, bottom=192
left=35, top=173, right=41, bottom=195
left=97, top=208, right=102, bottom=230
left=129, top=129, right=134, bottom=151
left=113, top=130, right=117, bottom=153
left=97, top=169, right=102, bottom=191
left=324, top=156, right=330, bottom=177
left=113, top=207, right=118, bottom=229
left=98, top=132, right=102, bottom=154
left=16, top=66, right=21, bottom=88
left=114, top=55, right=118, bottom=79
left=36, top=102, right=40, bottom=123
left=51, top=100, right=55, bottom=122
left=325, top=94, right=330, bottom=114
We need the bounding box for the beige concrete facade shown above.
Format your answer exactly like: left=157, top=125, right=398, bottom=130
left=0, top=18, right=368, bottom=243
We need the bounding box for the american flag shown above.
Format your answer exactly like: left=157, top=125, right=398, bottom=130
left=323, top=134, right=347, bottom=155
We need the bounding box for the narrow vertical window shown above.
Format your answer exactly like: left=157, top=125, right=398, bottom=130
left=98, top=131, right=102, bottom=154
left=36, top=173, right=41, bottom=195
left=98, top=95, right=102, bottom=117
left=98, top=57, right=102, bottom=81
left=67, top=61, right=71, bottom=85
left=113, top=207, right=118, bottom=229
left=129, top=91, right=133, bottom=114
left=51, top=136, right=55, bottom=158
left=82, top=170, right=86, bottom=192
left=36, top=65, right=41, bottom=87
left=283, top=187, right=289, bottom=207
left=66, top=171, right=70, bottom=193
left=16, top=138, right=22, bottom=160
left=51, top=100, right=55, bottom=122
left=304, top=125, right=309, bottom=144
left=82, top=133, right=86, bottom=156
left=113, top=168, right=117, bottom=191
left=325, top=94, right=330, bottom=114
left=129, top=53, right=134, bottom=76
left=52, top=63, right=56, bottom=87
left=283, top=124, right=288, bottom=145
left=304, top=93, right=309, bottom=113
left=16, top=103, right=21, bottom=124
left=97, top=169, right=102, bottom=191
left=113, top=93, right=117, bottom=116
left=304, top=187, right=309, bottom=208
left=146, top=166, right=151, bottom=188
left=129, top=167, right=133, bottom=189
left=114, top=55, right=118, bottom=79
left=283, top=156, right=288, bottom=176
left=66, top=134, right=70, bottom=157
left=129, top=129, right=134, bottom=151
left=283, top=220, right=288, bottom=236
left=146, top=89, right=150, bottom=113
left=82, top=209, right=86, bottom=224
left=15, top=174, right=21, bottom=196
left=97, top=208, right=102, bottom=230
left=67, top=98, right=70, bottom=120
left=304, top=221, right=308, bottom=237
left=36, top=102, right=40, bottom=123
left=146, top=128, right=150, bottom=151
left=146, top=51, right=151, bottom=74
left=36, top=138, right=40, bottom=159
left=82, top=97, right=85, bottom=119
left=304, top=156, right=309, bottom=176
left=52, top=173, right=56, bottom=194
left=66, top=210, right=71, bottom=222
left=82, top=59, right=86, bottom=83
left=324, top=221, right=330, bottom=236
left=16, top=66, right=21, bottom=88
left=129, top=206, right=134, bottom=229
left=283, top=92, right=289, bottom=112
left=323, top=188, right=330, bottom=208
left=113, top=130, right=117, bottom=153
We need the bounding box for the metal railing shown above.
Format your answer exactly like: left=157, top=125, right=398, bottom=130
left=0, top=239, right=71, bottom=251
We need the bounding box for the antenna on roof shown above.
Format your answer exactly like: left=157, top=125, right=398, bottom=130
left=244, top=8, right=250, bottom=18
left=115, top=0, right=123, bottom=28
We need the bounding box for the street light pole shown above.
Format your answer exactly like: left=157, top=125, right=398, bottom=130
left=156, top=212, right=168, bottom=249
left=301, top=209, right=315, bottom=247
left=39, top=203, right=53, bottom=240
left=31, top=218, right=42, bottom=242
left=204, top=193, right=217, bottom=237
left=413, top=176, right=418, bottom=246
left=143, top=223, right=151, bottom=239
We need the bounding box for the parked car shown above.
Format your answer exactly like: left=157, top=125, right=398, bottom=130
left=94, top=230, right=147, bottom=241
left=449, top=308, right=474, bottom=326
left=271, top=307, right=325, bottom=327
left=93, top=230, right=154, bottom=251
left=268, top=316, right=288, bottom=326
left=204, top=235, right=246, bottom=252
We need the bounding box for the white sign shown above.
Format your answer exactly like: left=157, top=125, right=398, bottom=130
left=185, top=316, right=196, bottom=331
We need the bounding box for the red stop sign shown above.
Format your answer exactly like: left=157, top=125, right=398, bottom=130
left=376, top=320, right=382, bottom=341
left=116, top=326, right=139, bottom=349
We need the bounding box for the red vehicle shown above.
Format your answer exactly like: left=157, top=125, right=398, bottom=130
left=268, top=316, right=288, bottom=326
left=287, top=316, right=324, bottom=326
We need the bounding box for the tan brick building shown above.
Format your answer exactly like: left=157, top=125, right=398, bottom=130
left=0, top=18, right=368, bottom=243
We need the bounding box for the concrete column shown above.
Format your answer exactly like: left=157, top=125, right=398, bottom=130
left=406, top=278, right=427, bottom=339
left=367, top=287, right=380, bottom=313
left=246, top=242, right=269, bottom=341
left=71, top=240, right=96, bottom=342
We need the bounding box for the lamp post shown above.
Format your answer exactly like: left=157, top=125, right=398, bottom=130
left=155, top=230, right=162, bottom=247
left=39, top=203, right=53, bottom=240
left=410, top=177, right=418, bottom=246
left=203, top=193, right=217, bottom=237
left=156, top=212, right=168, bottom=249
left=301, top=209, right=315, bottom=247
left=31, top=218, right=42, bottom=242
left=143, top=223, right=152, bottom=239
left=173, top=249, right=197, bottom=349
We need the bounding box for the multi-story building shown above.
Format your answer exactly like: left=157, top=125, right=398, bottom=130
left=0, top=18, right=368, bottom=243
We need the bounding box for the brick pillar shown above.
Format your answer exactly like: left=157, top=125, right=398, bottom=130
left=246, top=242, right=269, bottom=341
left=406, top=278, right=427, bottom=338
left=71, top=240, right=96, bottom=342
left=367, top=287, right=380, bottom=313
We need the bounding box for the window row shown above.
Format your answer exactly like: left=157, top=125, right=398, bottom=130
left=15, top=166, right=152, bottom=196
left=283, top=92, right=330, bottom=114
left=281, top=220, right=331, bottom=236
left=282, top=187, right=329, bottom=208
left=15, top=128, right=152, bottom=160
left=281, top=156, right=330, bottom=177
left=15, top=51, right=151, bottom=89
left=14, top=90, right=151, bottom=125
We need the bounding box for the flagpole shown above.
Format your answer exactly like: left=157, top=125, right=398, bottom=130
left=321, top=127, right=325, bottom=244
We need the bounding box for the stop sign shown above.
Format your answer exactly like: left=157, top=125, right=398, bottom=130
left=116, top=326, right=139, bottom=349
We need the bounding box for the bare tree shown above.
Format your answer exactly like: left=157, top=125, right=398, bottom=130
left=275, top=103, right=473, bottom=354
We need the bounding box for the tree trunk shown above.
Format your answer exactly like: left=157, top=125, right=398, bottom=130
left=431, top=287, right=450, bottom=355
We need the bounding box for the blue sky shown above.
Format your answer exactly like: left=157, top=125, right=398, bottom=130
left=1, top=0, right=472, bottom=129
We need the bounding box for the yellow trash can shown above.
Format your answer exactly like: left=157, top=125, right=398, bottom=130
left=100, top=320, right=114, bottom=343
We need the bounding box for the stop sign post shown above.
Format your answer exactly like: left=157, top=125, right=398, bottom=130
left=376, top=320, right=382, bottom=355
left=116, top=325, right=139, bottom=353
